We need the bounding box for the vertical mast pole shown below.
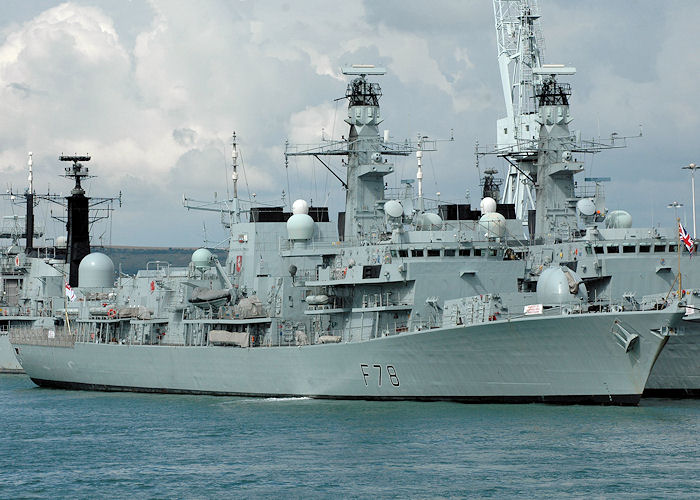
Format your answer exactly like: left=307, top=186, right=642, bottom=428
left=231, top=132, right=240, bottom=223
left=678, top=216, right=682, bottom=298
left=416, top=138, right=424, bottom=212
left=25, top=152, right=34, bottom=254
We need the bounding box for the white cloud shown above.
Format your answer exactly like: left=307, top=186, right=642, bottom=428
left=0, top=0, right=697, bottom=245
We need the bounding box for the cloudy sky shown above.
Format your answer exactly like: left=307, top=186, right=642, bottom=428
left=1, top=0, right=698, bottom=247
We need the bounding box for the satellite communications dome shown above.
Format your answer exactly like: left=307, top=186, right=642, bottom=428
left=292, top=199, right=309, bottom=215
left=480, top=197, right=497, bottom=214
left=479, top=212, right=506, bottom=238
left=78, top=252, right=115, bottom=288
left=191, top=248, right=213, bottom=270
left=605, top=210, right=633, bottom=229
left=287, top=213, right=315, bottom=240
left=415, top=212, right=442, bottom=230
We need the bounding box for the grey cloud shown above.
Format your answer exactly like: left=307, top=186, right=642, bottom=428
left=0, top=0, right=697, bottom=247
left=172, top=128, right=198, bottom=147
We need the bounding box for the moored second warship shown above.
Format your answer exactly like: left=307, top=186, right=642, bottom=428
left=488, top=0, right=699, bottom=396
left=8, top=65, right=684, bottom=404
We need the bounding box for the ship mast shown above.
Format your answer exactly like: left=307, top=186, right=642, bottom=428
left=25, top=152, right=35, bottom=255
left=60, top=155, right=92, bottom=286
left=532, top=70, right=580, bottom=240
left=416, top=139, right=424, bottom=212
left=231, top=132, right=241, bottom=223
left=285, top=65, right=416, bottom=242
left=492, top=0, right=545, bottom=221
left=342, top=65, right=393, bottom=241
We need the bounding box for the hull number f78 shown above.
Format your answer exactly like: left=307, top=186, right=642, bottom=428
left=360, top=364, right=400, bottom=387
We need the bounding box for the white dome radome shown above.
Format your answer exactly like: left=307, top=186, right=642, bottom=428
left=79, top=252, right=115, bottom=288
left=480, top=197, right=497, bottom=214
left=415, top=212, right=442, bottom=230
left=191, top=248, right=213, bottom=269
left=479, top=212, right=506, bottom=238
left=287, top=213, right=315, bottom=240
left=384, top=199, right=404, bottom=218
left=292, top=199, right=309, bottom=215
left=605, top=210, right=633, bottom=229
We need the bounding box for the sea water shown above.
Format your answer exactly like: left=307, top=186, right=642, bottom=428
left=1, top=374, right=698, bottom=498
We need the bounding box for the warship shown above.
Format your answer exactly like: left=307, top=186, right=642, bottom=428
left=7, top=63, right=686, bottom=404
left=0, top=157, right=42, bottom=374
left=1, top=153, right=119, bottom=374
left=488, top=0, right=699, bottom=396
left=0, top=232, right=27, bottom=373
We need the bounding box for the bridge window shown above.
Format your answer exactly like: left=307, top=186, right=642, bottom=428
left=362, top=265, right=381, bottom=279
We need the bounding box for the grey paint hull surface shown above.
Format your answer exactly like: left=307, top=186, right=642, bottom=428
left=13, top=311, right=673, bottom=405
left=645, top=323, right=700, bottom=396
left=0, top=333, right=22, bottom=373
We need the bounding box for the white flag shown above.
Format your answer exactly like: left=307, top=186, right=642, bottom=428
left=65, top=282, right=76, bottom=302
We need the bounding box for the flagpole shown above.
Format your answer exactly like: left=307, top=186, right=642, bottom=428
left=678, top=217, right=682, bottom=298
left=682, top=163, right=697, bottom=238
left=64, top=280, right=72, bottom=338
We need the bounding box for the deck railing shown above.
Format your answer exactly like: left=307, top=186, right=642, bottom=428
left=9, top=327, right=76, bottom=348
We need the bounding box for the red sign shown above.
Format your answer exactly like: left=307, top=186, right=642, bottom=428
left=235, top=255, right=242, bottom=273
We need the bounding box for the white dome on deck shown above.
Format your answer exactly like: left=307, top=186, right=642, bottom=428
left=605, top=210, right=633, bottom=229
left=191, top=248, right=213, bottom=269
left=292, top=199, right=309, bottom=215
left=479, top=212, right=506, bottom=238
left=79, top=252, right=115, bottom=288
left=415, top=212, right=442, bottom=230
left=480, top=197, right=497, bottom=214
left=287, top=213, right=315, bottom=240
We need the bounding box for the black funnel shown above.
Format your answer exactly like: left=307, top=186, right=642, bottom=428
left=24, top=191, right=34, bottom=255
left=60, top=155, right=91, bottom=287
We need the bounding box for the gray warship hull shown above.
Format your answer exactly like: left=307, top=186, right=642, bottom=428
left=6, top=62, right=697, bottom=402
left=645, top=321, right=700, bottom=396
left=13, top=310, right=676, bottom=405
left=0, top=333, right=22, bottom=373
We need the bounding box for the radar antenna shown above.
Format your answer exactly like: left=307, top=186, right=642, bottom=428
left=60, top=155, right=92, bottom=195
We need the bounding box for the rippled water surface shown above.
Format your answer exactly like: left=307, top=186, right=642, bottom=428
left=1, top=374, right=698, bottom=498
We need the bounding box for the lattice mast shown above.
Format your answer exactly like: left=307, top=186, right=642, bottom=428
left=493, top=0, right=546, bottom=220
